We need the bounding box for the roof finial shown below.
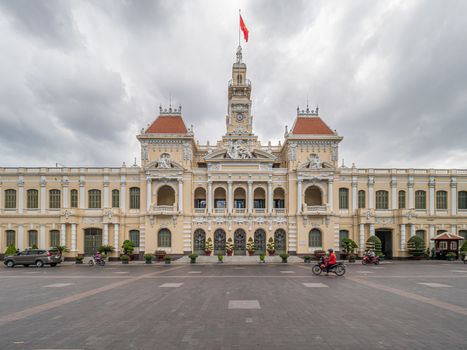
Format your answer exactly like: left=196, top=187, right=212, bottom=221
left=236, top=45, right=242, bottom=63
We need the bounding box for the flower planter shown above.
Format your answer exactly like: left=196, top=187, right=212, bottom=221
left=145, top=260, right=152, bottom=264
left=165, top=260, right=171, bottom=264
left=205, top=251, right=212, bottom=256
left=248, top=251, right=255, bottom=256
left=122, top=260, right=129, bottom=264
left=267, top=250, right=275, bottom=256
left=190, top=259, right=196, bottom=264
left=75, top=260, right=83, bottom=265
left=226, top=251, right=233, bottom=256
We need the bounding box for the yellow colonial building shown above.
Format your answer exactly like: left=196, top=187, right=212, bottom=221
left=1, top=47, right=467, bottom=258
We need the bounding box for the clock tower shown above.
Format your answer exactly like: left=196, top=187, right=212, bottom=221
left=225, top=45, right=253, bottom=136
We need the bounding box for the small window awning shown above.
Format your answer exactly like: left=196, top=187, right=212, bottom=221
left=431, top=232, right=465, bottom=241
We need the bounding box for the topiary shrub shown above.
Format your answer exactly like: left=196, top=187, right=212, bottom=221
left=407, top=236, right=426, bottom=257
left=366, top=236, right=382, bottom=256
left=5, top=245, right=17, bottom=256
left=460, top=241, right=467, bottom=260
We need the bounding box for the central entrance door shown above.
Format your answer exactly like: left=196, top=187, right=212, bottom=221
left=274, top=229, right=286, bottom=255
left=193, top=229, right=206, bottom=255
left=234, top=229, right=246, bottom=255
left=214, top=229, right=226, bottom=255
left=254, top=229, right=266, bottom=255
left=84, top=228, right=102, bottom=256
left=375, top=229, right=393, bottom=259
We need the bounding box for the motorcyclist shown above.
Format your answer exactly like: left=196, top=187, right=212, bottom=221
left=325, top=248, right=337, bottom=275
left=94, top=251, right=102, bottom=262
left=367, top=249, right=376, bottom=258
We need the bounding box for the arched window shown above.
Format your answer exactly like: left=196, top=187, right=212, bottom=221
left=436, top=191, right=447, bottom=210
left=398, top=190, right=406, bottom=209
left=309, top=229, right=322, bottom=247
left=339, top=230, right=349, bottom=246
left=157, top=185, right=175, bottom=206
left=274, top=229, right=286, bottom=254
left=253, top=187, right=266, bottom=209
left=4, top=189, right=16, bottom=209
left=358, top=190, right=366, bottom=209
left=129, top=187, right=140, bottom=209
left=339, top=188, right=349, bottom=209
left=28, top=230, right=38, bottom=248
left=6, top=230, right=15, bottom=247
left=234, top=187, right=246, bottom=209
left=415, top=190, right=426, bottom=209
left=193, top=229, right=206, bottom=254
left=376, top=190, right=389, bottom=209
left=70, top=189, right=78, bottom=208
left=158, top=229, right=171, bottom=248
left=214, top=187, right=226, bottom=208
left=112, top=189, right=120, bottom=208
left=458, top=191, right=467, bottom=210
left=88, top=189, right=101, bottom=209
left=129, top=230, right=140, bottom=248
left=49, top=189, right=61, bottom=209
left=50, top=230, right=60, bottom=247
left=415, top=230, right=425, bottom=240
left=273, top=188, right=285, bottom=209
left=27, top=189, right=38, bottom=209
left=304, top=186, right=322, bottom=206
left=194, top=187, right=206, bottom=208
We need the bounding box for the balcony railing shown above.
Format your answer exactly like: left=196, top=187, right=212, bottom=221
left=254, top=208, right=265, bottom=214
left=153, top=204, right=177, bottom=214
left=274, top=208, right=285, bottom=214
left=304, top=205, right=327, bottom=214
left=194, top=208, right=206, bottom=214
left=234, top=208, right=246, bottom=214
left=214, top=208, right=226, bottom=214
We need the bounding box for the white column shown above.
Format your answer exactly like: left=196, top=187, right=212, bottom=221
left=60, top=223, right=66, bottom=246
left=400, top=224, right=406, bottom=251
left=103, top=176, right=109, bottom=208
left=368, top=177, right=374, bottom=209
left=18, top=182, right=24, bottom=214
left=103, top=223, right=109, bottom=245
left=359, top=224, right=365, bottom=253
left=369, top=224, right=375, bottom=236
left=429, top=224, right=435, bottom=249
left=207, top=179, right=212, bottom=213
left=41, top=176, right=46, bottom=214
left=139, top=226, right=145, bottom=252
left=113, top=224, right=119, bottom=252
left=267, top=178, right=273, bottom=214
left=327, top=179, right=333, bottom=211
left=120, top=176, right=126, bottom=212
left=451, top=178, right=457, bottom=216
left=18, top=224, right=24, bottom=250
left=178, top=178, right=183, bottom=213
left=451, top=224, right=457, bottom=235
left=248, top=180, right=253, bottom=214
left=71, top=223, right=77, bottom=252
left=297, top=179, right=302, bottom=214
left=351, top=177, right=357, bottom=213
left=227, top=180, right=233, bottom=214
left=429, top=177, right=435, bottom=216
left=408, top=177, right=414, bottom=209
left=391, top=178, right=397, bottom=210
left=146, top=178, right=152, bottom=212
left=40, top=224, right=46, bottom=249
left=79, top=176, right=85, bottom=209
left=410, top=224, right=415, bottom=237
left=62, top=178, right=69, bottom=209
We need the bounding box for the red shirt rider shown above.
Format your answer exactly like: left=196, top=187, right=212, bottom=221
left=325, top=249, right=336, bottom=274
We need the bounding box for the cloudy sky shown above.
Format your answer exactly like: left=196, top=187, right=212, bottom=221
left=0, top=0, right=466, bottom=169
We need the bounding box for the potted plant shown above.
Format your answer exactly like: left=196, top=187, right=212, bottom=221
left=460, top=241, right=467, bottom=261
left=217, top=254, right=224, bottom=263
left=348, top=253, right=356, bottom=263
left=341, top=238, right=358, bottom=262
left=121, top=240, right=135, bottom=260
left=226, top=238, right=234, bottom=256
left=266, top=237, right=275, bottom=256
left=98, top=244, right=114, bottom=257
left=280, top=253, right=289, bottom=263
left=155, top=250, right=167, bottom=262
left=407, top=236, right=426, bottom=260
left=259, top=254, right=265, bottom=263
left=204, top=238, right=213, bottom=256
left=247, top=237, right=256, bottom=256
left=120, top=254, right=129, bottom=264
left=75, top=256, right=84, bottom=264
left=188, top=253, right=198, bottom=264
left=303, top=255, right=311, bottom=263
left=164, top=256, right=172, bottom=264
left=144, top=253, right=153, bottom=264
left=445, top=252, right=457, bottom=261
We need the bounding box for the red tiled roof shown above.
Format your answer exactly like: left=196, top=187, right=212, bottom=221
left=291, top=117, right=334, bottom=135
left=431, top=232, right=465, bottom=241
left=146, top=115, right=188, bottom=134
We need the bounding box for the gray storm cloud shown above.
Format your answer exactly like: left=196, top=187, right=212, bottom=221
left=0, top=0, right=466, bottom=168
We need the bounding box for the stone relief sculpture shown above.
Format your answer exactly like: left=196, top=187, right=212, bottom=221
left=308, top=153, right=321, bottom=169
left=226, top=140, right=252, bottom=159
left=157, top=153, right=172, bottom=168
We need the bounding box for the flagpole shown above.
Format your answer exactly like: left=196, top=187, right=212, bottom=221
left=238, top=9, right=241, bottom=47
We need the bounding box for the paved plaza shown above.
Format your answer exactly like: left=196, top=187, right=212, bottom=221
left=0, top=261, right=466, bottom=350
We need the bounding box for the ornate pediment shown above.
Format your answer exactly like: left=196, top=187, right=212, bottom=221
left=299, top=153, right=334, bottom=170
left=145, top=155, right=184, bottom=171
left=205, top=140, right=276, bottom=161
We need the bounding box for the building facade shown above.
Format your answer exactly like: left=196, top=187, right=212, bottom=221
left=1, top=47, right=467, bottom=258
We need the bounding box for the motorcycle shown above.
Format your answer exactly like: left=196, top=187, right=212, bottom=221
left=312, top=257, right=346, bottom=276
left=89, top=257, right=105, bottom=266
left=362, top=254, right=379, bottom=265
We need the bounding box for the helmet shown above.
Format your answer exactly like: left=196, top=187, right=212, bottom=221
left=328, top=248, right=334, bottom=253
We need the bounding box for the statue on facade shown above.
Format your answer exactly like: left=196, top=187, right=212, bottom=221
left=227, top=140, right=252, bottom=159
left=308, top=153, right=321, bottom=169
left=157, top=153, right=172, bottom=168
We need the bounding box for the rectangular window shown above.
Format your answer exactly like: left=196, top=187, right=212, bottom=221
left=129, top=187, right=140, bottom=209
left=458, top=191, right=467, bottom=210
left=28, top=230, right=38, bottom=248
left=5, top=189, right=16, bottom=209
left=112, top=189, right=120, bottom=208
left=254, top=199, right=265, bottom=208
left=339, top=188, right=349, bottom=209
left=129, top=230, right=140, bottom=248
left=415, top=190, right=426, bottom=209
left=398, top=191, right=406, bottom=209
left=88, top=190, right=101, bottom=209
left=27, top=189, right=39, bottom=209
left=6, top=230, right=15, bottom=247
left=49, top=189, right=61, bottom=209
left=50, top=230, right=60, bottom=247
left=194, top=199, right=206, bottom=208
left=358, top=190, right=365, bottom=209
left=436, top=191, right=447, bottom=210
left=439, top=241, right=447, bottom=249
left=376, top=191, right=389, bottom=210
left=274, top=199, right=285, bottom=209
left=70, top=189, right=78, bottom=208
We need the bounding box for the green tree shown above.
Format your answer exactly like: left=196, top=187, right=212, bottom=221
left=366, top=236, right=382, bottom=256
left=4, top=245, right=17, bottom=256
left=407, top=236, right=426, bottom=257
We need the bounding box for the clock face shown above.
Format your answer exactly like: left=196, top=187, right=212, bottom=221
left=236, top=113, right=244, bottom=122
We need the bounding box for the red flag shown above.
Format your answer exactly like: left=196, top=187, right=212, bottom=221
left=240, top=15, right=249, bottom=42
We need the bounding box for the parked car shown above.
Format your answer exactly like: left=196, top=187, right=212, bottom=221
left=3, top=249, right=62, bottom=268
